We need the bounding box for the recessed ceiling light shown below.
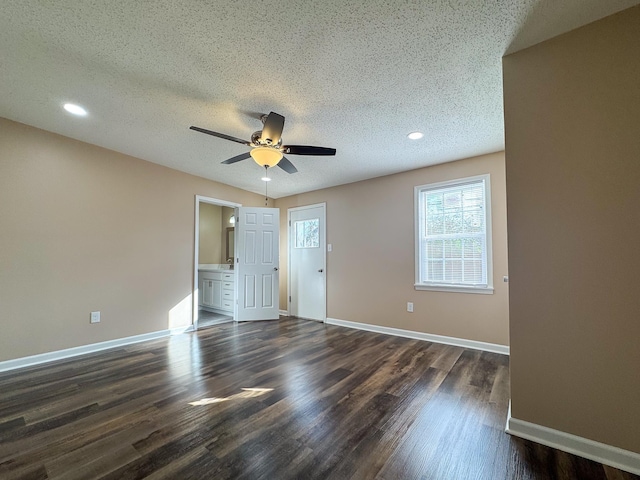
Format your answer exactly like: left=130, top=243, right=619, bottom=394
left=407, top=131, right=423, bottom=140
left=261, top=176, right=271, bottom=182
left=63, top=103, right=87, bottom=116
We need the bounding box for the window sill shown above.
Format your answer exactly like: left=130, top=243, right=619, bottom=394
left=414, top=284, right=494, bottom=295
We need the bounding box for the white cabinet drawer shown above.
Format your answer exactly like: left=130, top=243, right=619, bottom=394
left=223, top=281, right=233, bottom=289
left=223, top=273, right=234, bottom=281
left=222, top=290, right=233, bottom=300
left=222, top=301, right=233, bottom=309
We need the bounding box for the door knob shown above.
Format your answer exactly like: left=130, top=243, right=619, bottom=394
left=318, top=269, right=324, bottom=273
left=274, top=267, right=279, bottom=271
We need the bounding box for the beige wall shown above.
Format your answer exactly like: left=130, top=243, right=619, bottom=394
left=0, top=118, right=267, bottom=362
left=199, top=204, right=235, bottom=264
left=504, top=6, right=640, bottom=453
left=275, top=152, right=509, bottom=346
left=198, top=203, right=222, bottom=264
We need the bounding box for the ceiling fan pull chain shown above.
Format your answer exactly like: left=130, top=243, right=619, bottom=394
left=265, top=166, right=269, bottom=206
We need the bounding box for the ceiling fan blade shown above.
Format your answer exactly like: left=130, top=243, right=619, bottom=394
left=260, top=112, right=285, bottom=145
left=239, top=109, right=266, bottom=121
left=221, top=152, right=252, bottom=164
left=190, top=126, right=251, bottom=146
left=282, top=145, right=336, bottom=156
left=277, top=156, right=298, bottom=174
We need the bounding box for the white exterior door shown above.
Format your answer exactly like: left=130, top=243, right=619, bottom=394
left=289, top=203, right=326, bottom=321
left=235, top=207, right=280, bottom=321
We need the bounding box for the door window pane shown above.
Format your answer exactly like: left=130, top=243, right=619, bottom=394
left=294, top=219, right=320, bottom=248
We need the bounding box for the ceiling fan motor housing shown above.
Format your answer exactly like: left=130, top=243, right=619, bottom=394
left=190, top=110, right=334, bottom=175
left=252, top=130, right=281, bottom=148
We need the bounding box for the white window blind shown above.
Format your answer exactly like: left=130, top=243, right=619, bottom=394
left=415, top=175, right=492, bottom=292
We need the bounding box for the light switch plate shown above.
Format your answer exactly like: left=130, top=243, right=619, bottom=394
left=90, top=311, right=101, bottom=323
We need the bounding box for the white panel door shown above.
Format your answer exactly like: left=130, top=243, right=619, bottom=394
left=235, top=207, right=280, bottom=321
left=289, top=204, right=326, bottom=321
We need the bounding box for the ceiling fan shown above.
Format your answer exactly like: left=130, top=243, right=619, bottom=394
left=190, top=112, right=336, bottom=174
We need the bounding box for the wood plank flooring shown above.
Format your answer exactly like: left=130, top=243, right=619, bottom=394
left=0, top=318, right=637, bottom=479
left=197, top=310, right=233, bottom=328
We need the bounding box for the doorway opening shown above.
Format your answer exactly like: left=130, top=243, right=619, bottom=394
left=193, top=195, right=241, bottom=330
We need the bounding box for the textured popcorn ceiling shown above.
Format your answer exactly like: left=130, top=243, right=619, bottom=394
left=1, top=0, right=637, bottom=198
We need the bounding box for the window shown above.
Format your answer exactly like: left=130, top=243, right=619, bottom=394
left=294, top=218, right=320, bottom=248
left=415, top=175, right=493, bottom=294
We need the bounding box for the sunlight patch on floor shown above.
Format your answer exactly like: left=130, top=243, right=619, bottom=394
left=189, top=388, right=274, bottom=406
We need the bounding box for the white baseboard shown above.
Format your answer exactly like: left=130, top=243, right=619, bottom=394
left=173, top=325, right=195, bottom=334
left=0, top=325, right=195, bottom=373
left=325, top=317, right=509, bottom=355
left=279, top=309, right=289, bottom=317
left=506, top=402, right=640, bottom=475
left=200, top=306, right=233, bottom=315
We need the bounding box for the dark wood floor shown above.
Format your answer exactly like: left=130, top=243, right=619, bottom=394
left=0, top=318, right=637, bottom=480
left=197, top=310, right=233, bottom=328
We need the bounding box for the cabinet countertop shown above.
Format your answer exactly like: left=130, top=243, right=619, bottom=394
left=198, top=264, right=235, bottom=273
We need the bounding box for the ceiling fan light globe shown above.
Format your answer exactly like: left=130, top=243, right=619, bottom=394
left=250, top=146, right=283, bottom=168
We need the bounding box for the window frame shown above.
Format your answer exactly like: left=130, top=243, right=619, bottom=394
left=414, top=174, right=494, bottom=294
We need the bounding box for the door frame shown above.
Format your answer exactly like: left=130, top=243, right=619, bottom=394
left=193, top=195, right=242, bottom=330
left=287, top=202, right=327, bottom=322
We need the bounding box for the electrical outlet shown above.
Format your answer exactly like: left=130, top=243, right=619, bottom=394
left=327, top=243, right=332, bottom=252
left=90, top=311, right=101, bottom=324
left=503, top=276, right=509, bottom=283
left=407, top=302, right=414, bottom=313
